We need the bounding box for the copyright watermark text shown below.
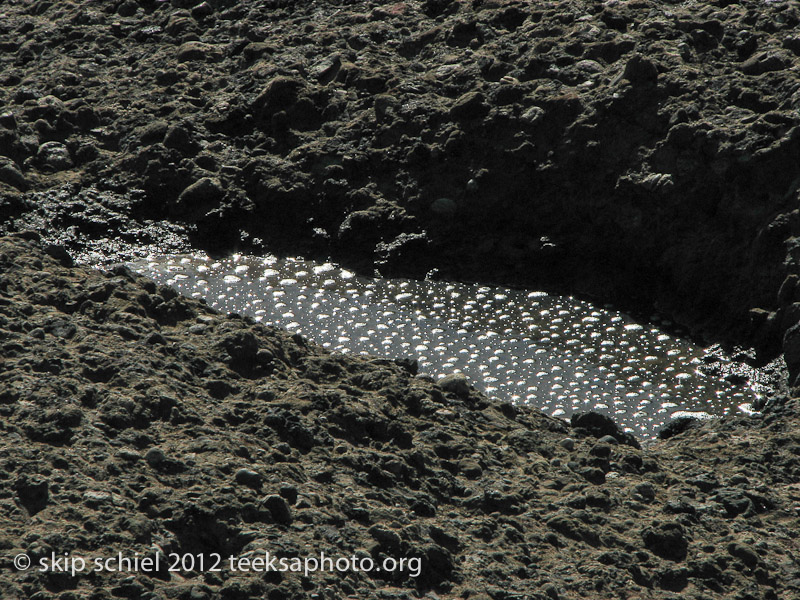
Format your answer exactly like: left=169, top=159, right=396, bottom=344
left=12, top=551, right=422, bottom=578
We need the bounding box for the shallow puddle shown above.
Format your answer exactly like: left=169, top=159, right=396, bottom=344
left=130, top=253, right=767, bottom=437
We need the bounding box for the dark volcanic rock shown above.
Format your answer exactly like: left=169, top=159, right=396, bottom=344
left=253, top=76, right=304, bottom=117
left=642, top=522, right=689, bottom=562
left=657, top=416, right=702, bottom=440
left=1, top=0, right=800, bottom=371
left=2, top=0, right=800, bottom=595
left=175, top=177, right=224, bottom=216
left=437, top=373, right=470, bottom=398
left=621, top=54, right=659, bottom=84
left=14, top=475, right=49, bottom=516
left=450, top=91, right=490, bottom=120
left=0, top=234, right=797, bottom=599
left=571, top=411, right=641, bottom=449
left=261, top=494, right=292, bottom=524
left=0, top=157, right=27, bottom=191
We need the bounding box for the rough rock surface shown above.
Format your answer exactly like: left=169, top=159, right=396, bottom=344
left=1, top=0, right=800, bottom=368
left=3, top=233, right=800, bottom=599
left=3, top=1, right=800, bottom=595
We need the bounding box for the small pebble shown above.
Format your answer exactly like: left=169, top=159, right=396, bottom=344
left=144, top=448, right=166, bottom=467
left=438, top=373, right=470, bottom=398
left=234, top=468, right=263, bottom=489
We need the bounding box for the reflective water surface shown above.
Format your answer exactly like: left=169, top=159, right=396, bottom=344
left=130, top=253, right=767, bottom=437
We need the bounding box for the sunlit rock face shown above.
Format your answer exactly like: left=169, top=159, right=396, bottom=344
left=131, top=253, right=766, bottom=438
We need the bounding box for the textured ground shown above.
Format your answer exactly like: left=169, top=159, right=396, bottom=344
left=3, top=1, right=800, bottom=598
left=2, top=233, right=800, bottom=600
left=1, top=0, right=800, bottom=364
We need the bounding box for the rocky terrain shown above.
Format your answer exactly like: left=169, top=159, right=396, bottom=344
left=1, top=0, right=800, bottom=363
left=2, top=232, right=800, bottom=600
left=3, top=0, right=800, bottom=597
